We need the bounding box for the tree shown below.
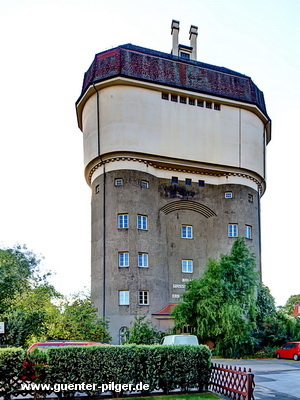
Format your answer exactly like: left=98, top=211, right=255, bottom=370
left=123, top=315, right=164, bottom=344
left=283, top=294, right=300, bottom=315
left=172, top=238, right=258, bottom=357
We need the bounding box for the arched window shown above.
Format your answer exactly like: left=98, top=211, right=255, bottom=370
left=119, top=326, right=128, bottom=344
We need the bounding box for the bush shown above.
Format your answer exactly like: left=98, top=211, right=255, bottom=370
left=0, top=348, right=26, bottom=399
left=32, top=344, right=211, bottom=396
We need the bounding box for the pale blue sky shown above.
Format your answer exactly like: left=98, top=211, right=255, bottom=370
left=0, top=0, right=299, bottom=306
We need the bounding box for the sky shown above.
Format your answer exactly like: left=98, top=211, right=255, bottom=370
left=0, top=0, right=299, bottom=307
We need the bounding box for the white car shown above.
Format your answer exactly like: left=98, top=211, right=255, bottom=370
left=161, top=335, right=199, bottom=345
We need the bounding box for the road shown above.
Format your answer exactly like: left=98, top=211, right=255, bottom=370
left=213, top=358, right=300, bottom=399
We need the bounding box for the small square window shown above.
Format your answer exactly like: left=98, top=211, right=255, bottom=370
left=185, top=178, right=192, bottom=185
left=180, top=96, right=187, bottom=104
left=189, top=98, right=195, bottom=106
left=115, top=178, right=123, bottom=186
left=138, top=253, right=148, bottom=268
left=182, top=225, right=193, bottom=239
left=139, top=291, right=149, bottom=305
left=119, top=252, right=129, bottom=267
left=119, top=291, right=129, bottom=305
left=225, top=192, right=233, bottom=199
left=198, top=180, right=205, bottom=187
left=245, top=225, right=252, bottom=239
left=182, top=260, right=193, bottom=273
left=171, top=94, right=178, bottom=102
left=162, top=93, right=169, bottom=100
left=118, top=214, right=129, bottom=229
left=180, top=52, right=190, bottom=59
left=206, top=102, right=212, bottom=109
left=141, top=180, right=149, bottom=188
left=137, top=215, right=147, bottom=230
left=228, top=224, right=238, bottom=237
left=197, top=100, right=204, bottom=107
left=214, top=104, right=221, bottom=111
left=172, top=176, right=179, bottom=184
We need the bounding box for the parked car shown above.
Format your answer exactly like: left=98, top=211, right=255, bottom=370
left=275, top=342, right=300, bottom=360
left=161, top=334, right=199, bottom=345
left=27, top=340, right=107, bottom=353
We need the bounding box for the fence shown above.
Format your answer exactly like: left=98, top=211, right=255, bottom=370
left=209, top=363, right=255, bottom=400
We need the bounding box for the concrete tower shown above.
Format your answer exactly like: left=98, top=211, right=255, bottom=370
left=76, top=21, right=271, bottom=344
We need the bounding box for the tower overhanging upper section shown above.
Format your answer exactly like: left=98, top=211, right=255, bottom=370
left=76, top=42, right=271, bottom=195
left=76, top=43, right=271, bottom=137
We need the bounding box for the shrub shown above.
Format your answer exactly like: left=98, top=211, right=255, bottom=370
left=0, top=348, right=26, bottom=400
left=32, top=344, right=211, bottom=396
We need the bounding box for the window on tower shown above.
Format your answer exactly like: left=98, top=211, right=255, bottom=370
left=137, top=215, right=147, bottom=230
left=139, top=291, right=149, bottom=305
left=182, top=225, right=193, bottom=239
left=119, top=252, right=129, bottom=267
left=182, top=260, right=193, bottom=273
left=138, top=252, right=148, bottom=267
left=119, top=291, right=129, bottom=305
left=228, top=224, right=238, bottom=237
left=118, top=214, right=129, bottom=229
left=245, top=225, right=252, bottom=239
left=115, top=178, right=123, bottom=186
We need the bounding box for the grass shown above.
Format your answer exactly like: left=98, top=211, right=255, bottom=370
left=118, top=394, right=221, bottom=400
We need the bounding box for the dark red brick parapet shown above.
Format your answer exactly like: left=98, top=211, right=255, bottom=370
left=77, top=43, right=269, bottom=119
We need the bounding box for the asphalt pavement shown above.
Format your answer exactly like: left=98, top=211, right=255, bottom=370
left=213, top=358, right=300, bottom=400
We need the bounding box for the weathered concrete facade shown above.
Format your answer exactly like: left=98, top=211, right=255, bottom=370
left=76, top=22, right=271, bottom=343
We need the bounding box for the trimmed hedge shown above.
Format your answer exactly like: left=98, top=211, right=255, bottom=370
left=33, top=344, right=211, bottom=396
left=0, top=347, right=26, bottom=400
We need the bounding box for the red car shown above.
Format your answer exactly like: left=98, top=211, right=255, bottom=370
left=275, top=342, right=300, bottom=361
left=27, top=340, right=107, bottom=353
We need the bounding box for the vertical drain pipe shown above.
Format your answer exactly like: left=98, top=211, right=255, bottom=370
left=93, top=83, right=106, bottom=318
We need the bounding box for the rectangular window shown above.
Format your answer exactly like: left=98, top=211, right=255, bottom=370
left=180, top=52, right=190, bottom=59
left=118, top=214, right=128, bottom=229
left=189, top=98, right=195, bottom=106
left=139, top=291, right=149, bottom=305
left=119, top=252, right=129, bottom=267
left=214, top=103, right=221, bottom=111
left=115, top=178, right=123, bottom=186
left=119, top=291, right=129, bottom=305
left=141, top=180, right=149, bottom=188
left=225, top=192, right=233, bottom=199
left=185, top=178, right=192, bottom=185
left=180, top=96, right=187, bottom=104
left=138, top=253, right=148, bottom=267
left=245, top=225, right=252, bottom=239
left=198, top=180, right=205, bottom=187
left=172, top=176, right=178, bottom=184
left=197, top=100, right=204, bottom=107
left=137, top=215, right=147, bottom=230
left=182, top=260, right=193, bottom=273
left=162, top=93, right=169, bottom=100
left=206, top=102, right=212, bottom=109
left=182, top=225, right=193, bottom=239
left=171, top=94, right=178, bottom=102
left=95, top=184, right=100, bottom=194
left=248, top=194, right=253, bottom=203
left=228, top=224, right=238, bottom=237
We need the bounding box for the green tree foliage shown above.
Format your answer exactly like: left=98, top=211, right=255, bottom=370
left=123, top=315, right=165, bottom=344
left=172, top=238, right=258, bottom=357
left=0, top=245, right=111, bottom=347
left=283, top=294, right=300, bottom=315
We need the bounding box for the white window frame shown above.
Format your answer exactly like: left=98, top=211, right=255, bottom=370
left=118, top=214, right=128, bottom=229
left=119, top=291, right=129, bottom=305
left=182, top=225, right=193, bottom=239
left=139, top=290, right=149, bottom=305
left=228, top=224, right=238, bottom=237
left=115, top=178, right=123, bottom=186
left=119, top=252, right=129, bottom=267
left=225, top=192, right=233, bottom=199
left=138, top=253, right=148, bottom=268
left=245, top=225, right=252, bottom=239
left=141, top=180, right=149, bottom=188
left=182, top=260, right=193, bottom=273
left=137, top=215, right=147, bottom=230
